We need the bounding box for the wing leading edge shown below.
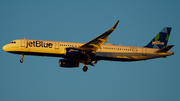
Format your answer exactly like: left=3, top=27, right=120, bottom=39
left=80, top=20, right=119, bottom=53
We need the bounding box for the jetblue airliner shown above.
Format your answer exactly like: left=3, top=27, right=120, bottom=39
left=2, top=21, right=174, bottom=72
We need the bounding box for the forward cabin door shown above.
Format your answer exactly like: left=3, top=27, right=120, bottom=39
left=21, top=39, right=27, bottom=47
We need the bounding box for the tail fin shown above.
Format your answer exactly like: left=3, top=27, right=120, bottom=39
left=144, top=27, right=172, bottom=49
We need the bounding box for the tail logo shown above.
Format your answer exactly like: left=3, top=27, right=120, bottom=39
left=145, top=27, right=171, bottom=49
left=152, top=41, right=164, bottom=45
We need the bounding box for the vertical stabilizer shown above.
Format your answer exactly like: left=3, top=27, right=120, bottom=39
left=144, top=27, right=171, bottom=49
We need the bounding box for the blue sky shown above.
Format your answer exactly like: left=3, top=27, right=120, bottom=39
left=0, top=0, right=180, bottom=101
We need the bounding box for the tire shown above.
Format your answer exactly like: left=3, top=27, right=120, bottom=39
left=83, top=66, right=88, bottom=72
left=20, top=59, right=23, bottom=63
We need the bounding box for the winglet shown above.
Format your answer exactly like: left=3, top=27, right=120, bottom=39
left=112, top=20, right=119, bottom=29
left=156, top=45, right=174, bottom=53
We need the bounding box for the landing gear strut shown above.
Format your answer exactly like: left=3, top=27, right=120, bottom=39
left=82, top=58, right=91, bottom=72
left=83, top=66, right=88, bottom=72
left=20, top=54, right=24, bottom=63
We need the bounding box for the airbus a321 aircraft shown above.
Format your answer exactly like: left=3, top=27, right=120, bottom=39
left=2, top=21, right=174, bottom=72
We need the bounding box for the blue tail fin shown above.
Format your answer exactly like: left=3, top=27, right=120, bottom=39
left=144, top=27, right=172, bottom=49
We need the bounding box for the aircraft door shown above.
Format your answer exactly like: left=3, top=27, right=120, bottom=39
left=21, top=39, right=27, bottom=47
left=142, top=48, right=147, bottom=56
left=55, top=42, right=59, bottom=49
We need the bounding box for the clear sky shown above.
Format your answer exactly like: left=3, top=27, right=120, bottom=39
left=0, top=0, right=180, bottom=101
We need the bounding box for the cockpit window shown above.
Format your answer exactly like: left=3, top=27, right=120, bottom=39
left=9, top=41, right=16, bottom=44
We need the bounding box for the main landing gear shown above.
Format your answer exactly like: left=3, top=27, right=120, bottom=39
left=83, top=66, right=88, bottom=72
left=82, top=58, right=92, bottom=72
left=20, top=54, right=24, bottom=63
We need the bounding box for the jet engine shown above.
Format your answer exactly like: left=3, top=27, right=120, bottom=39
left=59, top=59, right=79, bottom=67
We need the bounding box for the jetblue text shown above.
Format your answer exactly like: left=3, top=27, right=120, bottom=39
left=26, top=41, right=53, bottom=48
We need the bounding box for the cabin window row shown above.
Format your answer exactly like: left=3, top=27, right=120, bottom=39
left=103, top=47, right=138, bottom=51
left=59, top=44, right=138, bottom=51
left=59, top=44, right=80, bottom=47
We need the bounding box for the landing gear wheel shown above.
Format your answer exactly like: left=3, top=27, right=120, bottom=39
left=86, top=59, right=92, bottom=64
left=20, top=54, right=24, bottom=63
left=83, top=66, right=88, bottom=72
left=20, top=59, right=23, bottom=63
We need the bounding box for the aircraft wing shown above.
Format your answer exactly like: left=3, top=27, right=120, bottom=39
left=79, top=20, right=119, bottom=53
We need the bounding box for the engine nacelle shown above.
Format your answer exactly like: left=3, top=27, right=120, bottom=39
left=59, top=59, right=79, bottom=68
left=65, top=48, right=85, bottom=56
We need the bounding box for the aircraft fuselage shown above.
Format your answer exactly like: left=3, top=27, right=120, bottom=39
left=3, top=39, right=174, bottom=61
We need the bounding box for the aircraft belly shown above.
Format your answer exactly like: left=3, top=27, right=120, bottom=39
left=95, top=52, right=157, bottom=61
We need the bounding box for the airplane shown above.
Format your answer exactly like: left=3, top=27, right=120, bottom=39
left=2, top=20, right=174, bottom=72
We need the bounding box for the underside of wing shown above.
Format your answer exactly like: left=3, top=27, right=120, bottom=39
left=79, top=20, right=119, bottom=53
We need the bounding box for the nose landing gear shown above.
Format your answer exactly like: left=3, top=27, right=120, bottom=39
left=20, top=54, right=24, bottom=63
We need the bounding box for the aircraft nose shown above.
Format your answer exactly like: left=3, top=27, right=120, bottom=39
left=2, top=45, right=7, bottom=51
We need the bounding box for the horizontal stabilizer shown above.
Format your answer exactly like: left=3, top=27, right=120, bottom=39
left=156, top=45, right=174, bottom=53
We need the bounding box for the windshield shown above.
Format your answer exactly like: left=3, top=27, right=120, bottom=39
left=9, top=41, right=16, bottom=44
